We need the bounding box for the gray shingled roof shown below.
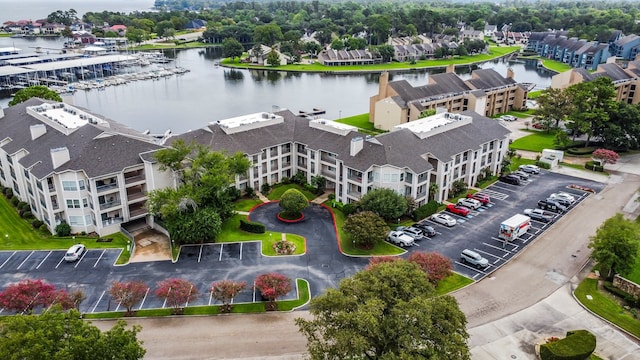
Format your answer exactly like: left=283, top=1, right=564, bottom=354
left=598, top=63, right=633, bottom=81
left=171, top=109, right=510, bottom=175
left=0, top=99, right=163, bottom=180
left=466, top=69, right=516, bottom=90
left=388, top=73, right=471, bottom=104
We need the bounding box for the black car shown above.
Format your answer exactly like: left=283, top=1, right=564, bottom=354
left=537, top=199, right=567, bottom=213
left=413, top=222, right=437, bottom=237
left=499, top=174, right=521, bottom=185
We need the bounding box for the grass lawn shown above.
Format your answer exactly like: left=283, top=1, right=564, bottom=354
left=574, top=278, right=640, bottom=338
left=509, top=157, right=537, bottom=171
left=541, top=59, right=573, bottom=73
left=216, top=214, right=305, bottom=256
left=0, top=195, right=130, bottom=262
left=233, top=198, right=263, bottom=212
left=622, top=248, right=640, bottom=284
left=335, top=113, right=386, bottom=136
left=475, top=175, right=498, bottom=189
left=267, top=183, right=316, bottom=201
left=84, top=278, right=310, bottom=319
left=510, top=130, right=559, bottom=152
left=528, top=90, right=543, bottom=99
left=436, top=273, right=474, bottom=295
left=222, top=46, right=520, bottom=72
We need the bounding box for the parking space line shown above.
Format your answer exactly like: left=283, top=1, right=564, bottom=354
left=162, top=297, right=167, bottom=308
left=475, top=248, right=507, bottom=261
left=456, top=261, right=489, bottom=274
left=36, top=251, right=52, bottom=269
left=55, top=255, right=65, bottom=269
left=239, top=242, right=243, bottom=260
left=197, top=245, right=203, bottom=263
left=16, top=251, right=34, bottom=270
left=138, top=288, right=150, bottom=310
left=74, top=250, right=88, bottom=269
left=252, top=282, right=256, bottom=302
left=489, top=237, right=520, bottom=250
left=208, top=291, right=213, bottom=305
left=115, top=302, right=121, bottom=312
left=94, top=249, right=106, bottom=268
left=484, top=241, right=515, bottom=254
left=91, top=291, right=105, bottom=313
left=218, top=244, right=224, bottom=261
left=0, top=251, right=16, bottom=269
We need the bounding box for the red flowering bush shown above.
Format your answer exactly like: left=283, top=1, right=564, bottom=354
left=254, top=273, right=292, bottom=311
left=155, top=278, right=198, bottom=314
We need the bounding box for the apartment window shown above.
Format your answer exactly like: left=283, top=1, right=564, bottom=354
left=66, top=199, right=81, bottom=209
left=79, top=180, right=85, bottom=190
left=83, top=198, right=88, bottom=208
left=62, top=181, right=77, bottom=191
left=252, top=155, right=258, bottom=163
left=405, top=172, right=412, bottom=183
left=6, top=154, right=12, bottom=164
left=69, top=216, right=84, bottom=226
left=85, top=215, right=92, bottom=225
left=489, top=141, right=494, bottom=151
left=482, top=144, right=488, bottom=153
left=0, top=168, right=4, bottom=181
left=23, top=169, right=30, bottom=179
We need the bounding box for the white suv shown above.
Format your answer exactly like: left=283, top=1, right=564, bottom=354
left=460, top=249, right=489, bottom=268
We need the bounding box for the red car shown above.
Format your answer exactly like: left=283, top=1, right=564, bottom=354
left=446, top=204, right=470, bottom=216
left=467, top=193, right=490, bottom=205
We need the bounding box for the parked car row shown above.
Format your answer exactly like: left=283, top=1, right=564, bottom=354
left=499, top=164, right=542, bottom=185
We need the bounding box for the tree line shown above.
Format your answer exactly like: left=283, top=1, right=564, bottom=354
left=55, top=1, right=640, bottom=47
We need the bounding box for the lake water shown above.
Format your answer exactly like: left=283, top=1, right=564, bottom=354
left=0, top=36, right=555, bottom=134
left=0, top=0, right=154, bottom=23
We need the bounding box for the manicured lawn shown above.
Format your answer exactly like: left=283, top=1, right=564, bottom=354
left=528, top=90, right=543, bottom=99
left=267, top=183, right=316, bottom=201
left=216, top=214, right=305, bottom=255
left=622, top=248, right=640, bottom=284
left=222, top=46, right=520, bottom=72
left=509, top=157, right=537, bottom=171
left=84, top=278, right=310, bottom=319
left=0, top=195, right=130, bottom=262
left=541, top=59, right=573, bottom=73
left=335, top=113, right=386, bottom=135
left=436, top=273, right=474, bottom=295
left=510, top=130, right=559, bottom=152
left=574, top=278, right=640, bottom=338
left=233, top=198, right=263, bottom=212
left=475, top=175, right=498, bottom=189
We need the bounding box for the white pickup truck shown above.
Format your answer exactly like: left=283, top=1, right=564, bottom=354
left=387, top=231, right=415, bottom=247
left=523, top=208, right=555, bottom=223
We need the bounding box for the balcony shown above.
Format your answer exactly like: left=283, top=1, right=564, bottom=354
left=99, top=199, right=121, bottom=210
left=320, top=154, right=337, bottom=163
left=321, top=169, right=336, bottom=178
left=347, top=189, right=361, bottom=198
left=347, top=173, right=363, bottom=183
left=96, top=182, right=118, bottom=193
left=124, top=174, right=145, bottom=185
left=127, top=191, right=146, bottom=201
left=48, top=184, right=55, bottom=192
left=129, top=207, right=147, bottom=218
left=102, top=217, right=123, bottom=227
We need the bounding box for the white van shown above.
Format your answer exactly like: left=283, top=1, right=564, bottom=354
left=460, top=249, right=489, bottom=268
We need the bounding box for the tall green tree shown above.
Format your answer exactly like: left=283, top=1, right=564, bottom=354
left=535, top=87, right=574, bottom=131
left=589, top=213, right=640, bottom=280
left=279, top=188, right=308, bottom=216
left=9, top=86, right=62, bottom=106
left=222, top=37, right=244, bottom=62
left=253, top=23, right=283, bottom=46
left=266, top=49, right=281, bottom=66
left=566, top=77, right=616, bottom=146
left=360, top=188, right=408, bottom=221
left=343, top=211, right=389, bottom=249
left=0, top=308, right=145, bottom=359
left=296, top=260, right=470, bottom=359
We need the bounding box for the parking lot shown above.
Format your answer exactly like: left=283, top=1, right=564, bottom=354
left=0, top=171, right=605, bottom=314
left=401, top=170, right=604, bottom=280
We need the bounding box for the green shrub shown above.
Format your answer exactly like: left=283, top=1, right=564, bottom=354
left=292, top=171, right=306, bottom=185
left=328, top=193, right=336, bottom=201
left=21, top=211, right=33, bottom=219
left=10, top=195, right=19, bottom=207
left=536, top=161, right=551, bottom=169
left=281, top=177, right=291, bottom=184
left=413, top=200, right=441, bottom=220
left=39, top=223, right=50, bottom=234
left=342, top=203, right=357, bottom=216
left=226, top=187, right=241, bottom=201
left=584, top=161, right=604, bottom=172
left=244, top=186, right=254, bottom=198
left=539, top=330, right=596, bottom=360
left=55, top=222, right=72, bottom=237
left=18, top=201, right=30, bottom=210
left=261, top=183, right=271, bottom=195
left=31, top=219, right=44, bottom=229
left=239, top=219, right=266, bottom=233
left=304, top=184, right=317, bottom=194
left=603, top=282, right=640, bottom=307
left=3, top=187, right=12, bottom=198
left=567, top=146, right=595, bottom=155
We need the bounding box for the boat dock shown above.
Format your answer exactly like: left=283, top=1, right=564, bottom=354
left=298, top=108, right=326, bottom=117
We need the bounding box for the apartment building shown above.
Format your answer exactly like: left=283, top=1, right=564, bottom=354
left=173, top=109, right=510, bottom=205
left=0, top=99, right=173, bottom=236
left=369, top=67, right=530, bottom=131
left=551, top=60, right=640, bottom=105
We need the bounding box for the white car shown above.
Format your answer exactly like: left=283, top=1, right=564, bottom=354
left=431, top=213, right=457, bottom=227
left=501, top=115, right=517, bottom=122
left=512, top=170, right=530, bottom=180
left=550, top=192, right=576, bottom=204
left=64, top=244, right=86, bottom=262
left=457, top=197, right=481, bottom=210
left=387, top=231, right=415, bottom=247
left=519, top=164, right=540, bottom=174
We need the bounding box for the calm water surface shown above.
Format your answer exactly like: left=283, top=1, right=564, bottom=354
left=0, top=0, right=154, bottom=23
left=0, top=37, right=554, bottom=133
